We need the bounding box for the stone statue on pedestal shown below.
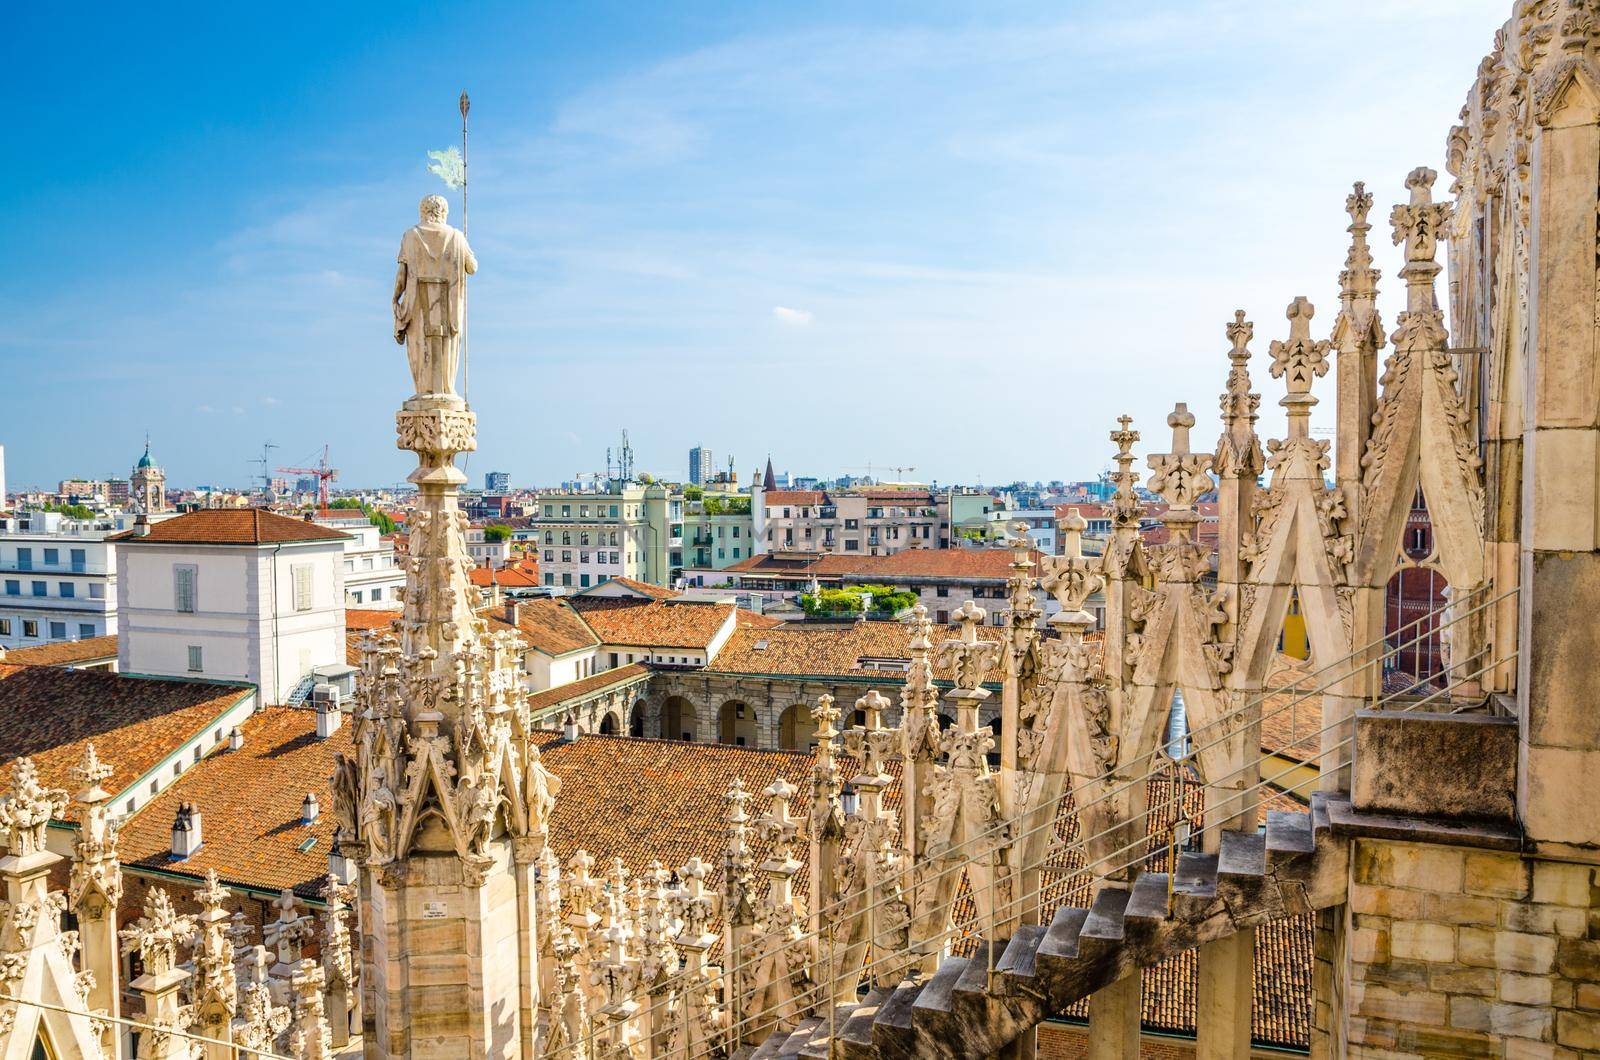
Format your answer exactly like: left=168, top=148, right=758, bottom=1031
left=393, top=194, right=477, bottom=401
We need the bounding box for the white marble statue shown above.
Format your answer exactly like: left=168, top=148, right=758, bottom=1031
left=393, top=194, right=477, bottom=400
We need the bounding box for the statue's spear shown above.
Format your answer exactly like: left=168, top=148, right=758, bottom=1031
left=460, top=90, right=470, bottom=400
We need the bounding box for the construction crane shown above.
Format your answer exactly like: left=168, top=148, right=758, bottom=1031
left=277, top=445, right=340, bottom=510
left=250, top=441, right=279, bottom=496
left=842, top=462, right=918, bottom=483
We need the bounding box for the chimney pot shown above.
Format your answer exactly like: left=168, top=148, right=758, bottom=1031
left=171, top=802, right=203, bottom=859
left=504, top=599, right=522, bottom=627
left=228, top=727, right=244, bottom=752
left=562, top=715, right=580, bottom=742
left=302, top=792, right=320, bottom=824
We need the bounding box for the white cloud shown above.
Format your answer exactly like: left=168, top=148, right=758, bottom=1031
left=261, top=395, right=281, bottom=406
left=772, top=306, right=813, bottom=326
left=196, top=404, right=216, bottom=414
left=231, top=406, right=246, bottom=415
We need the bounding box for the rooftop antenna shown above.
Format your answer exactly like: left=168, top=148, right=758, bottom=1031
left=252, top=441, right=279, bottom=496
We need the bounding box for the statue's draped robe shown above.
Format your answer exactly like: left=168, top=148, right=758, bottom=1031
left=394, top=221, right=477, bottom=396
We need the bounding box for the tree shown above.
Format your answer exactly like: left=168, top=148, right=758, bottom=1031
left=483, top=524, right=512, bottom=543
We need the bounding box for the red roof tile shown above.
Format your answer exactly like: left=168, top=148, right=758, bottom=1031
left=0, top=664, right=253, bottom=820
left=111, top=508, right=349, bottom=545
left=0, top=635, right=119, bottom=667
left=568, top=599, right=735, bottom=650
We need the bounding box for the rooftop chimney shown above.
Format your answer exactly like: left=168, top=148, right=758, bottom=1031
left=227, top=727, right=244, bottom=752
left=302, top=792, right=320, bottom=825
left=562, top=714, right=580, bottom=742
left=504, top=599, right=523, bottom=627
left=328, top=837, right=354, bottom=884
left=134, top=513, right=151, bottom=538
left=170, top=802, right=203, bottom=859
left=313, top=684, right=342, bottom=739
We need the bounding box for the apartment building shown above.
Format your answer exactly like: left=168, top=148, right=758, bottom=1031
left=313, top=509, right=405, bottom=607
left=679, top=493, right=755, bottom=572
left=531, top=480, right=681, bottom=592
left=753, top=486, right=949, bottom=557
left=0, top=510, right=135, bottom=650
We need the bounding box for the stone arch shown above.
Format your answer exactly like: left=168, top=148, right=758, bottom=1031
left=719, top=700, right=757, bottom=747
left=659, top=696, right=697, bottom=741
left=628, top=699, right=647, bottom=738
left=598, top=711, right=621, bottom=736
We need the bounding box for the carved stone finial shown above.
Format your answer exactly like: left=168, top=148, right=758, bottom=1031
left=1388, top=166, right=1453, bottom=332
left=1340, top=181, right=1380, bottom=303
left=811, top=693, right=841, bottom=744
left=1268, top=298, right=1331, bottom=415
left=1108, top=414, right=1143, bottom=530
left=1147, top=404, right=1214, bottom=517
left=1060, top=507, right=1088, bottom=557
left=69, top=743, right=114, bottom=802
left=0, top=757, right=68, bottom=861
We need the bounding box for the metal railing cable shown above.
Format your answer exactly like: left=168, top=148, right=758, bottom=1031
left=544, top=586, right=1504, bottom=1056
left=695, top=641, right=1520, bottom=1059
left=4, top=994, right=297, bottom=1060
left=546, top=585, right=1500, bottom=1058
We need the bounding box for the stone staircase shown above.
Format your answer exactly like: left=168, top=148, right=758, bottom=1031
left=748, top=794, right=1348, bottom=1060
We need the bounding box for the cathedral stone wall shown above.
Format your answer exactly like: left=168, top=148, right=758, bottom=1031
left=1339, top=838, right=1600, bottom=1055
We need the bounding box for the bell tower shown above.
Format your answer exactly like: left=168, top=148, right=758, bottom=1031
left=130, top=435, right=167, bottom=512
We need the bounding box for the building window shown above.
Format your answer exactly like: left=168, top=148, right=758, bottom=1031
left=43, top=548, right=59, bottom=566
left=15, top=548, right=31, bottom=570
left=22, top=621, right=38, bottom=638
left=174, top=565, right=198, bottom=613
left=187, top=645, right=203, bottom=672
left=580, top=574, right=591, bottom=587
left=89, top=583, right=104, bottom=600
left=3, top=581, right=16, bottom=596
left=78, top=623, right=95, bottom=638
left=352, top=590, right=364, bottom=603
left=48, top=621, right=66, bottom=639
left=31, top=581, right=46, bottom=597
left=292, top=564, right=314, bottom=611
left=0, top=620, right=8, bottom=636
left=70, top=548, right=86, bottom=572
left=370, top=587, right=383, bottom=602
left=59, top=582, right=74, bottom=599
left=544, top=573, right=554, bottom=586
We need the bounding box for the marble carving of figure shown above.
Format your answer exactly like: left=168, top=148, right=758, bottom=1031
left=394, top=193, right=477, bottom=399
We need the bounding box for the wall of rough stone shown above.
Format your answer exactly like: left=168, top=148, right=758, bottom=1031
left=1340, top=836, right=1599, bottom=1056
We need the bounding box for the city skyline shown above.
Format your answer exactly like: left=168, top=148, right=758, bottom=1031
left=7, top=1, right=1506, bottom=489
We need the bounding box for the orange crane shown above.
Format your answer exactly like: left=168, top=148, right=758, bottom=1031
left=277, top=445, right=340, bottom=510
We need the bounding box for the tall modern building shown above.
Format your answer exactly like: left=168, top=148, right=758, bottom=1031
left=484, top=470, right=510, bottom=492
left=689, top=446, right=713, bottom=486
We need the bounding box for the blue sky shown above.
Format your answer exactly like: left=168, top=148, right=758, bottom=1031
left=5, top=0, right=1509, bottom=491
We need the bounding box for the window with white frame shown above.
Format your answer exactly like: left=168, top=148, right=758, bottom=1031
left=187, top=645, right=203, bottom=672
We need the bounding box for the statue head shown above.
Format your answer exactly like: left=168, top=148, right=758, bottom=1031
left=419, top=194, right=449, bottom=224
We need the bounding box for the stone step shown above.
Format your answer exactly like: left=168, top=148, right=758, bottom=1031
left=1310, top=790, right=1332, bottom=838
left=1124, top=871, right=1170, bottom=928
left=871, top=979, right=925, bottom=1060
left=1037, top=904, right=1090, bottom=962
left=1078, top=885, right=1131, bottom=948
left=748, top=1032, right=786, bottom=1060
left=909, top=955, right=970, bottom=1046
left=1265, top=810, right=1315, bottom=871
left=796, top=1001, right=861, bottom=1058
left=995, top=923, right=1047, bottom=996
left=1218, top=828, right=1267, bottom=878
left=835, top=986, right=891, bottom=1060
left=774, top=1016, right=824, bottom=1059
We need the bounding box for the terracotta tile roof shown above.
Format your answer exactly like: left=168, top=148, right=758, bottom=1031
left=345, top=609, right=400, bottom=633
left=117, top=707, right=348, bottom=899
left=1258, top=654, right=1321, bottom=763
left=582, top=576, right=679, bottom=601
left=568, top=599, right=735, bottom=650
left=468, top=564, right=543, bottom=588
left=0, top=635, right=119, bottom=667
left=0, top=664, right=254, bottom=821
left=735, top=610, right=786, bottom=630
left=708, top=621, right=1006, bottom=684
left=761, top=491, right=825, bottom=506
left=482, top=599, right=600, bottom=657
left=109, top=508, right=349, bottom=545
left=725, top=548, right=1033, bottom=583
left=523, top=663, right=651, bottom=718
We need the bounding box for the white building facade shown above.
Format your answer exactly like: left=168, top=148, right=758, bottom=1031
left=0, top=510, right=135, bottom=650
left=114, top=509, right=349, bottom=703
left=315, top=511, right=405, bottom=607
